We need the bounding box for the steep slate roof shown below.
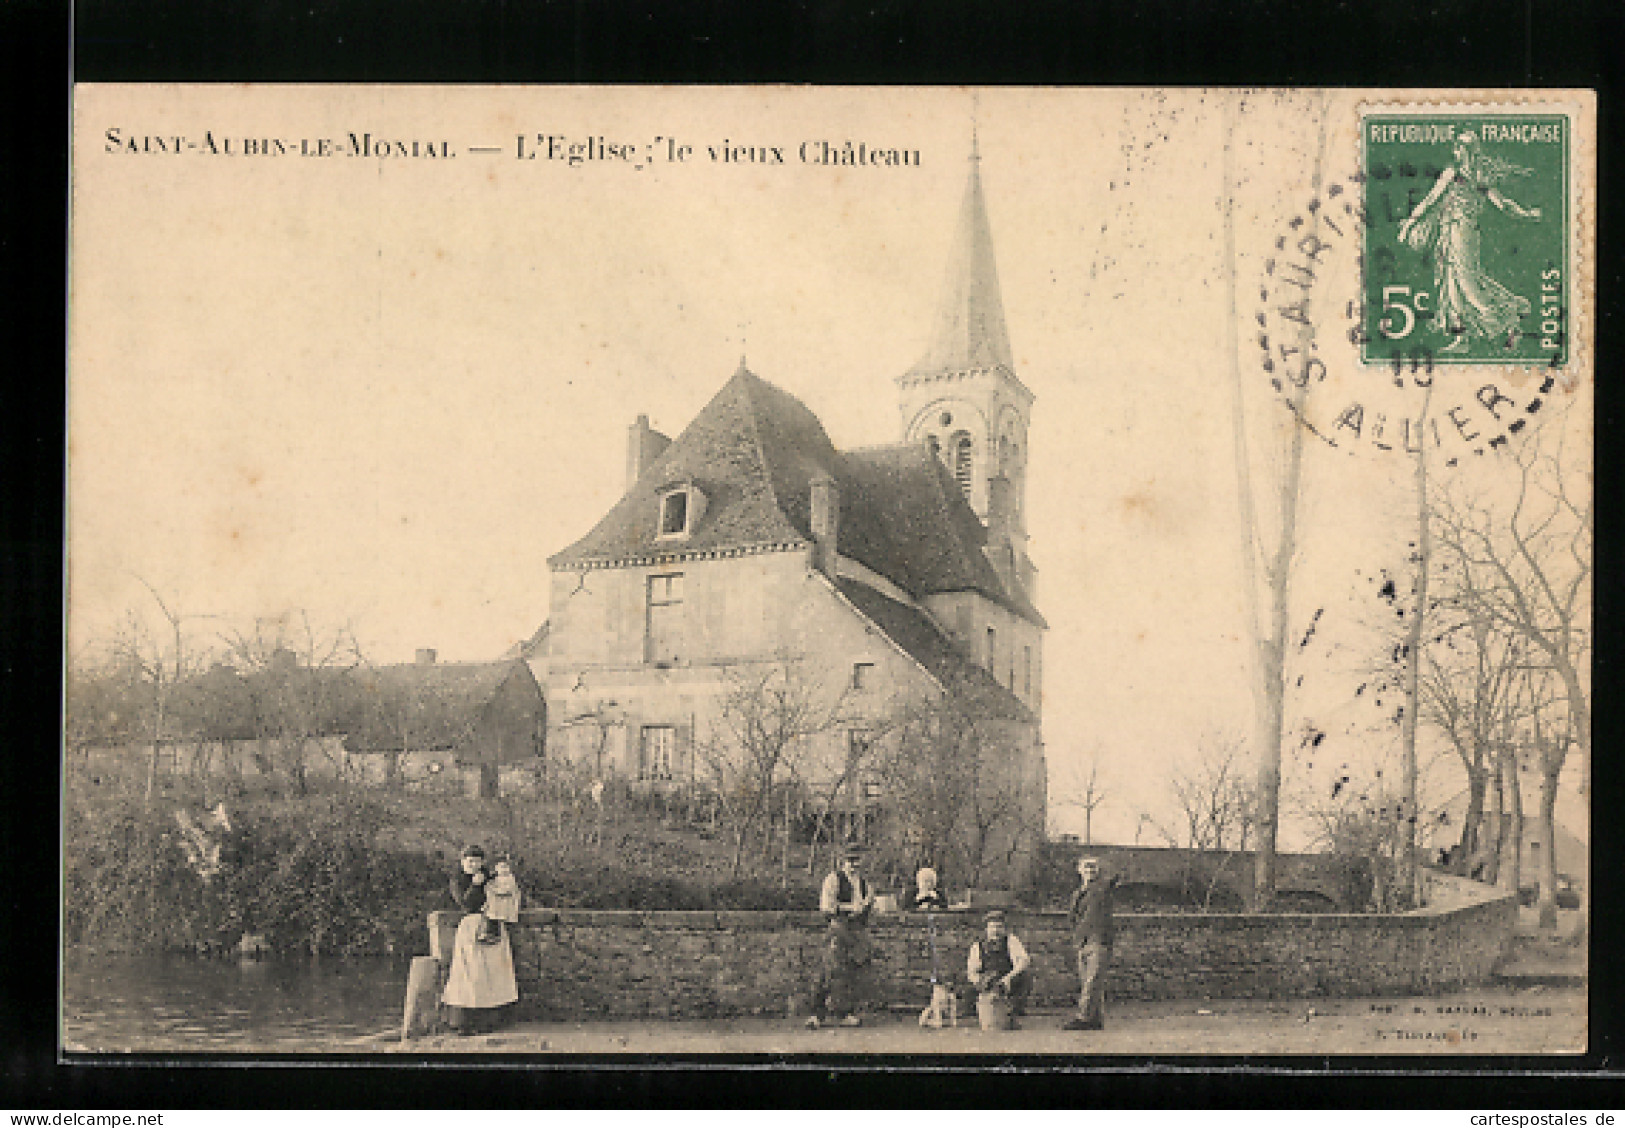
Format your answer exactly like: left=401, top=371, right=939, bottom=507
left=549, top=363, right=823, bottom=567
left=550, top=363, right=1041, bottom=625
left=834, top=578, right=1035, bottom=724
left=840, top=443, right=1043, bottom=625
left=343, top=659, right=532, bottom=754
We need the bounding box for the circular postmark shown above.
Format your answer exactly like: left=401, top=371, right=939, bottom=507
left=1257, top=168, right=1563, bottom=469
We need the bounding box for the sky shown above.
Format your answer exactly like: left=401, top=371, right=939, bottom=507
left=69, top=86, right=1592, bottom=847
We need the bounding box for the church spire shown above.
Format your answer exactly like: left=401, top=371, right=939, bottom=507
left=908, top=139, right=1014, bottom=377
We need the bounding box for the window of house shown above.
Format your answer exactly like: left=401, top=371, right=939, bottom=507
left=986, top=625, right=997, bottom=672
left=647, top=572, right=684, bottom=664
left=640, top=725, right=675, bottom=782
left=1023, top=646, right=1033, bottom=697
left=658, top=490, right=690, bottom=537
left=952, top=432, right=974, bottom=498
left=851, top=662, right=875, bottom=691
left=861, top=777, right=883, bottom=802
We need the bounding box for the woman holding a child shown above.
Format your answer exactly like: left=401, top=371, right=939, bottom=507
left=442, top=844, right=520, bottom=1034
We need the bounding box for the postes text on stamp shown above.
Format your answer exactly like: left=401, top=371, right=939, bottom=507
left=1362, top=113, right=1568, bottom=367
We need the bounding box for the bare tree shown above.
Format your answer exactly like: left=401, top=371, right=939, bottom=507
left=1225, top=92, right=1333, bottom=906
left=108, top=578, right=219, bottom=801
left=225, top=611, right=362, bottom=797
left=803, top=723, right=888, bottom=877
left=1396, top=386, right=1436, bottom=902
left=1419, top=564, right=1529, bottom=880
left=1167, top=736, right=1257, bottom=853
left=1051, top=750, right=1111, bottom=845
left=696, top=659, right=846, bottom=880
left=1430, top=417, right=1590, bottom=927
left=878, top=686, right=1034, bottom=890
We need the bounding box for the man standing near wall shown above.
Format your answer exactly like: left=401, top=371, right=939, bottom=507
left=808, top=845, right=874, bottom=1029
left=1064, top=855, right=1118, bottom=1031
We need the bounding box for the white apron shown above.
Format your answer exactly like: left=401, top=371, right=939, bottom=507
left=442, top=913, right=519, bottom=1009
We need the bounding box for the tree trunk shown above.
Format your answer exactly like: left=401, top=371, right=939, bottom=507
left=1457, top=760, right=1486, bottom=861
left=806, top=806, right=828, bottom=875
left=730, top=818, right=749, bottom=880
left=780, top=788, right=792, bottom=886
left=1221, top=95, right=1274, bottom=909
left=1227, top=93, right=1329, bottom=909
left=1481, top=755, right=1503, bottom=885
left=1398, top=390, right=1432, bottom=907
left=1503, top=753, right=1523, bottom=894
left=146, top=683, right=167, bottom=803
left=1535, top=769, right=1560, bottom=929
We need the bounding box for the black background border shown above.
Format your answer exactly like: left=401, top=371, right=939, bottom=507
left=5, top=0, right=1621, bottom=1107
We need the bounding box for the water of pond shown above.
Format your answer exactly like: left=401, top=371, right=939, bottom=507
left=62, top=950, right=412, bottom=1052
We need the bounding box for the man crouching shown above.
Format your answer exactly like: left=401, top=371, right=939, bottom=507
left=968, top=910, right=1032, bottom=1027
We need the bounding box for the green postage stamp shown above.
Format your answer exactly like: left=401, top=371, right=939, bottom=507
left=1362, top=113, right=1568, bottom=366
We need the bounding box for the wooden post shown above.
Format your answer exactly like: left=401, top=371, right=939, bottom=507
left=429, top=910, right=461, bottom=962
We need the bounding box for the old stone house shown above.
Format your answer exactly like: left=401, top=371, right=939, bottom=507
left=344, top=650, right=546, bottom=796
left=537, top=150, right=1048, bottom=883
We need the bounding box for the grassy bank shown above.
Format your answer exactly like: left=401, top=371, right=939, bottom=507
left=63, top=774, right=823, bottom=957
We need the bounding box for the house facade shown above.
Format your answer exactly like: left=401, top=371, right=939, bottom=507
left=538, top=149, right=1049, bottom=883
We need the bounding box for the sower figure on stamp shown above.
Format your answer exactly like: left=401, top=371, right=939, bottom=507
left=808, top=844, right=874, bottom=1029
left=1396, top=131, right=1542, bottom=355
left=1064, top=855, right=1118, bottom=1032
left=967, top=910, right=1032, bottom=1029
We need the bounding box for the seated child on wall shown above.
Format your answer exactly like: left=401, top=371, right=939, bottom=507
left=478, top=858, right=522, bottom=944
left=912, top=866, right=946, bottom=911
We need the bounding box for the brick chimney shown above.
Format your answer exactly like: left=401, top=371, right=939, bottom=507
left=415, top=648, right=437, bottom=666
left=809, top=471, right=839, bottom=576
left=626, top=414, right=672, bottom=492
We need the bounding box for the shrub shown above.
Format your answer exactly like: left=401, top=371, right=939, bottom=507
left=63, top=792, right=438, bottom=957
left=63, top=786, right=829, bottom=957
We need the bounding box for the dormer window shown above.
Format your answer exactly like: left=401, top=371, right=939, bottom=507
left=659, top=491, right=688, bottom=535
left=656, top=483, right=705, bottom=539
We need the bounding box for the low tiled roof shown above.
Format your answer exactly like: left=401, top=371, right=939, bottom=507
left=834, top=578, right=1035, bottom=724
left=550, top=364, right=1042, bottom=625
left=342, top=660, right=533, bottom=754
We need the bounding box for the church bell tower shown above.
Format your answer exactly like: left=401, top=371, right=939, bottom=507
left=897, top=137, right=1035, bottom=596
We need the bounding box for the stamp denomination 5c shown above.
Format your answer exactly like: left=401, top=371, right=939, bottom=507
left=1362, top=112, right=1569, bottom=367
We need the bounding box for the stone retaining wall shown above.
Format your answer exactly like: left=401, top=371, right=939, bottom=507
left=420, top=875, right=1516, bottom=1022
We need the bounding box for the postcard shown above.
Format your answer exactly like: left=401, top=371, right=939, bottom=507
left=64, top=85, right=1592, bottom=1055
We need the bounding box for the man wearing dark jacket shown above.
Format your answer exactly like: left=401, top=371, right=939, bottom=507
left=808, top=845, right=875, bottom=1028
left=1063, top=856, right=1117, bottom=1031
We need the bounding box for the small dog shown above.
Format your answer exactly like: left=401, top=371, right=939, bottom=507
left=919, top=983, right=957, bottom=1029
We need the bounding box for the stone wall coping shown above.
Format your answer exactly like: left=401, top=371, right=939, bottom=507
left=430, top=887, right=1515, bottom=935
